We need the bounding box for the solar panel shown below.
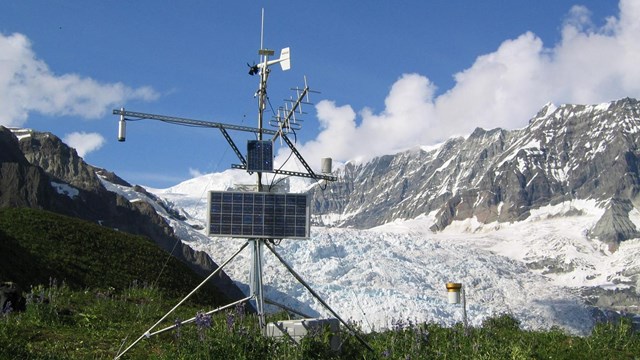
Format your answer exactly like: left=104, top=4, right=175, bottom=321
left=247, top=140, right=273, bottom=172
left=207, top=191, right=310, bottom=239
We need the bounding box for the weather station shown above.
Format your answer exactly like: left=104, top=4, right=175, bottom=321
left=113, top=10, right=372, bottom=359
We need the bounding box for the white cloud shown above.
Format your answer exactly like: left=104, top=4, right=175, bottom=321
left=189, top=167, right=204, bottom=178
left=0, top=32, right=159, bottom=127
left=63, top=131, right=105, bottom=157
left=116, top=171, right=188, bottom=188
left=289, top=0, right=640, bottom=169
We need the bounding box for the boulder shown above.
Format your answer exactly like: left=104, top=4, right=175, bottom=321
left=0, top=282, right=26, bottom=313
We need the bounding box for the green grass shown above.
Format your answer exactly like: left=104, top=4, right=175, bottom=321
left=0, top=283, right=638, bottom=359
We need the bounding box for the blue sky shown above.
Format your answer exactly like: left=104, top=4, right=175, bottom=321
left=0, top=0, right=635, bottom=188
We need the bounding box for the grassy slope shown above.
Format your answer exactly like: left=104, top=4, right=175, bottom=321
left=0, top=207, right=227, bottom=304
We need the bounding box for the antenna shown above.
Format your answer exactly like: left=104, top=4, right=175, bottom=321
left=260, top=8, right=265, bottom=52
left=270, top=76, right=317, bottom=140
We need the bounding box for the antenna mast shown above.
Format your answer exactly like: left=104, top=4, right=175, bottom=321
left=252, top=8, right=270, bottom=329
left=256, top=8, right=271, bottom=192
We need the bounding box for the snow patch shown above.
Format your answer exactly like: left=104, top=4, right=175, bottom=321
left=50, top=182, right=79, bottom=199
left=9, top=128, right=33, bottom=140
left=594, top=102, right=611, bottom=112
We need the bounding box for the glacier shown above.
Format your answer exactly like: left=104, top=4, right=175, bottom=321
left=99, top=171, right=640, bottom=335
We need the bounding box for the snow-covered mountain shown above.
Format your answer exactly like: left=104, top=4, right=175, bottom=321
left=95, top=98, right=640, bottom=334
left=311, top=98, right=640, bottom=248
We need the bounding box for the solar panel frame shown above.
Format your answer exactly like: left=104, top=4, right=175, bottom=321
left=207, top=191, right=311, bottom=239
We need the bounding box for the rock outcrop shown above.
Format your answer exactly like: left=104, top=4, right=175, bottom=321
left=0, top=126, right=244, bottom=301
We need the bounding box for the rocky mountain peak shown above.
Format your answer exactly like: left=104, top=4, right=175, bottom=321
left=18, top=130, right=103, bottom=192
left=310, top=98, right=640, bottom=245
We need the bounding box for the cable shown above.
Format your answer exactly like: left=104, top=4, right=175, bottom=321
left=268, top=125, right=297, bottom=191
left=269, top=148, right=294, bottom=191
left=266, top=95, right=277, bottom=118
left=152, top=235, right=182, bottom=289
left=143, top=118, right=231, bottom=290
left=286, top=128, right=329, bottom=191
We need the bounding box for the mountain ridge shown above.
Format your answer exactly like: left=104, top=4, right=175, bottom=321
left=310, top=98, right=640, bottom=247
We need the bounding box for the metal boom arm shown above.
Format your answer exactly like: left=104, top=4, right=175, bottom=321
left=113, top=109, right=278, bottom=135
left=114, top=108, right=336, bottom=182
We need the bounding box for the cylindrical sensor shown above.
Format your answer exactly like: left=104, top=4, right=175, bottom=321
left=446, top=282, right=462, bottom=304
left=118, top=112, right=126, bottom=142
left=321, top=157, right=332, bottom=174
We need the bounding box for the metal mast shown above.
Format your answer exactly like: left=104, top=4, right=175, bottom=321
left=257, top=8, right=270, bottom=191
left=252, top=8, right=269, bottom=329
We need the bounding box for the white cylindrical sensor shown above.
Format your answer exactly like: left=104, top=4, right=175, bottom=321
left=118, top=114, right=126, bottom=142
left=446, top=282, right=462, bottom=304
left=321, top=157, right=332, bottom=174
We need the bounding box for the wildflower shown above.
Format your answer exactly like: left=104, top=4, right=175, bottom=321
left=2, top=301, right=12, bottom=316
left=174, top=318, right=182, bottom=339
left=25, top=292, right=32, bottom=304
left=235, top=302, right=246, bottom=323
left=195, top=311, right=212, bottom=341
left=226, top=311, right=235, bottom=331
left=392, top=318, right=407, bottom=332
left=195, top=311, right=212, bottom=329
left=48, top=277, right=58, bottom=303
left=382, top=349, right=391, bottom=357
